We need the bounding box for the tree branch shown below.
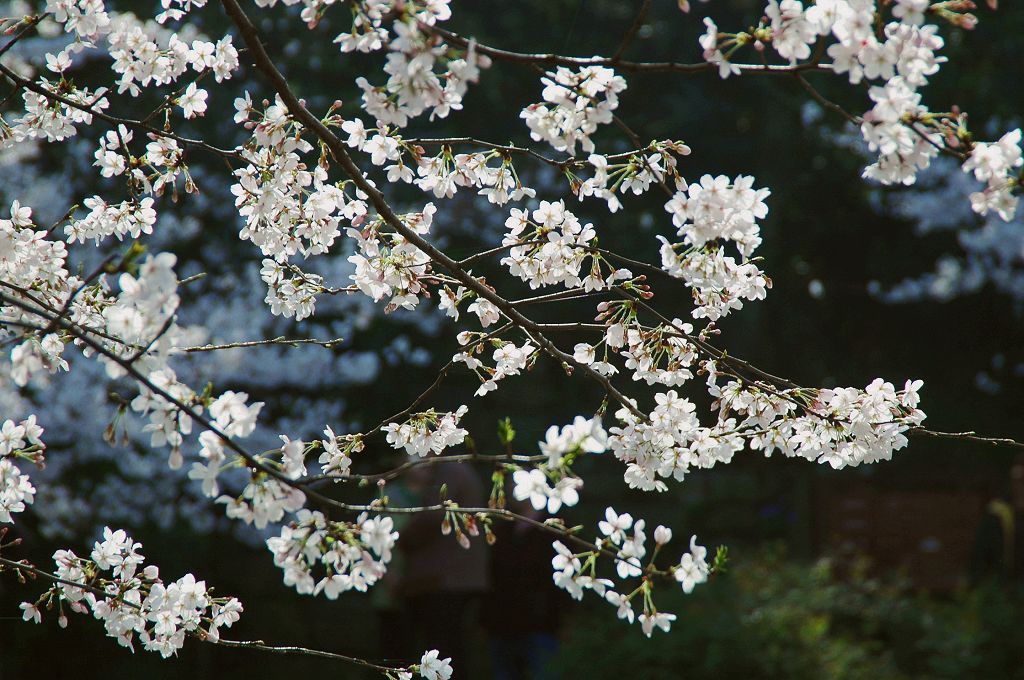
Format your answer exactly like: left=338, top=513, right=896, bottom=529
left=612, top=0, right=653, bottom=62
left=428, top=24, right=833, bottom=75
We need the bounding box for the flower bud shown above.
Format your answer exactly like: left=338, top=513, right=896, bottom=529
left=654, top=525, right=673, bottom=545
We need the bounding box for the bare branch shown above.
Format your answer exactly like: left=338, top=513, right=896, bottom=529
left=304, top=452, right=548, bottom=485
left=428, top=24, right=834, bottom=75
left=612, top=0, right=653, bottom=62
left=181, top=336, right=345, bottom=352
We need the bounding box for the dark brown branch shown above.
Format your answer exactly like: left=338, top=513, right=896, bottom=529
left=794, top=73, right=861, bottom=126
left=0, top=13, right=45, bottom=60
left=907, top=427, right=1024, bottom=451
left=405, top=136, right=572, bottom=168
left=181, top=336, right=345, bottom=352
left=511, top=288, right=612, bottom=307
left=304, top=452, right=547, bottom=484
left=209, top=638, right=404, bottom=674
left=367, top=322, right=513, bottom=435
left=428, top=24, right=833, bottom=75
left=612, top=0, right=653, bottom=62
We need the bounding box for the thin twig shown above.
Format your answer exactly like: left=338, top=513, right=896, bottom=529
left=612, top=0, right=653, bottom=62
left=794, top=73, right=861, bottom=126
left=304, top=452, right=548, bottom=484
left=367, top=322, right=512, bottom=435
left=428, top=24, right=833, bottom=76
left=181, top=336, right=345, bottom=352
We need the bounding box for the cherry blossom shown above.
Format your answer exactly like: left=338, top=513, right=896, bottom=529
left=0, top=0, right=1020, bottom=672
left=521, top=65, right=626, bottom=154
left=383, top=407, right=469, bottom=457
left=418, top=649, right=454, bottom=680
left=18, top=527, right=242, bottom=657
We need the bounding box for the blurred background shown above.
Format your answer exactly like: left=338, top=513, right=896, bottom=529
left=2, top=0, right=1023, bottom=678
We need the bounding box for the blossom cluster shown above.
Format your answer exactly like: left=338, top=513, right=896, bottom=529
left=259, top=259, right=325, bottom=321
left=13, top=6, right=238, bottom=157
left=521, top=66, right=627, bottom=155
left=511, top=468, right=581, bottom=514
left=105, top=12, right=239, bottom=98
left=576, top=143, right=691, bottom=212
left=102, top=253, right=182, bottom=369
left=383, top=406, right=469, bottom=457
left=356, top=18, right=487, bottom=126
left=551, top=507, right=710, bottom=637
left=88, top=122, right=193, bottom=200
left=265, top=510, right=397, bottom=598
left=659, top=175, right=771, bottom=320
left=574, top=314, right=700, bottom=386
left=510, top=415, right=608, bottom=513
left=415, top=649, right=454, bottom=680
left=65, top=195, right=158, bottom=245
left=232, top=100, right=347, bottom=262
left=700, top=0, right=1020, bottom=219
left=0, top=76, right=109, bottom=147
left=454, top=337, right=537, bottom=397
left=19, top=527, right=242, bottom=657
left=539, top=415, right=609, bottom=467
left=608, top=371, right=926, bottom=492
left=736, top=377, right=927, bottom=469
left=258, top=0, right=487, bottom=125
left=0, top=203, right=74, bottom=368
left=0, top=417, right=44, bottom=523
left=337, top=120, right=537, bottom=205
left=961, top=128, right=1023, bottom=221
left=207, top=390, right=264, bottom=438
left=609, top=388, right=743, bottom=492
left=347, top=214, right=435, bottom=313
left=859, top=75, right=941, bottom=188
left=502, top=201, right=600, bottom=290
left=318, top=426, right=363, bottom=478
left=217, top=474, right=306, bottom=529
left=45, top=0, right=111, bottom=43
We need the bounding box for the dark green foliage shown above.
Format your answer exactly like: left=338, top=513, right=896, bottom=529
left=555, top=547, right=1024, bottom=680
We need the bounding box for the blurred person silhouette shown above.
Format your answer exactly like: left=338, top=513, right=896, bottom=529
left=399, top=457, right=490, bottom=677
left=481, top=499, right=565, bottom=680
left=972, top=452, right=1024, bottom=584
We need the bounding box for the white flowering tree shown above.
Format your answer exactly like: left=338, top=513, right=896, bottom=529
left=1, top=0, right=1023, bottom=677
